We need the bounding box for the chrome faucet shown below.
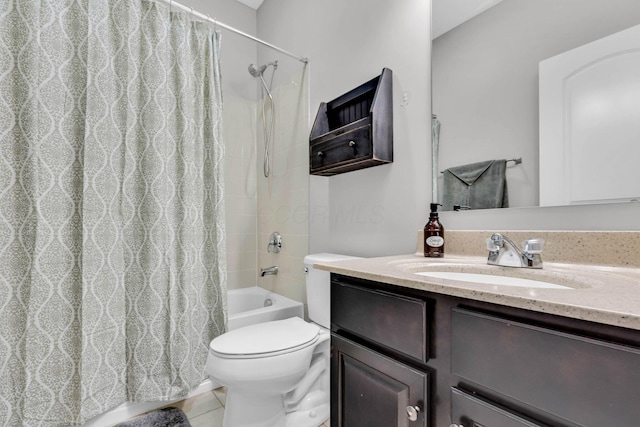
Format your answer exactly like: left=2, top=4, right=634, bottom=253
left=260, top=266, right=279, bottom=276
left=486, top=233, right=544, bottom=269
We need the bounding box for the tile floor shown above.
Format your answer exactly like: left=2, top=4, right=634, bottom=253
left=121, top=387, right=330, bottom=427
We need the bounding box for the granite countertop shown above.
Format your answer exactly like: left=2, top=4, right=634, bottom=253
left=315, top=254, right=640, bottom=331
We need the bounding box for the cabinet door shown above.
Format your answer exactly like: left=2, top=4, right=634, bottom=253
left=331, top=334, right=429, bottom=427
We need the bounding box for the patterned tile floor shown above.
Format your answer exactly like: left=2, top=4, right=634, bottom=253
left=122, top=387, right=330, bottom=427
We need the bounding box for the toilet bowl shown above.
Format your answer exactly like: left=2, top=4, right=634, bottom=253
left=205, top=253, right=359, bottom=427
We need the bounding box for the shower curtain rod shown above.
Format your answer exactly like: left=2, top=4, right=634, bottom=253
left=158, top=0, right=309, bottom=64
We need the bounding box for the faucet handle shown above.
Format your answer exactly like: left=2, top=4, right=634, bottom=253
left=486, top=237, right=500, bottom=251
left=487, top=232, right=507, bottom=249
left=522, top=238, right=544, bottom=254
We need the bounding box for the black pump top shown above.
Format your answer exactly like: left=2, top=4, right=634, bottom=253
left=430, top=203, right=441, bottom=217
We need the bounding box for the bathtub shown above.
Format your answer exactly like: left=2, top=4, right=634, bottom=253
left=228, top=286, right=304, bottom=330
left=83, top=286, right=304, bottom=426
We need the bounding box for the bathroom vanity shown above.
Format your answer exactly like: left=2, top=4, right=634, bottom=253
left=320, top=247, right=640, bottom=427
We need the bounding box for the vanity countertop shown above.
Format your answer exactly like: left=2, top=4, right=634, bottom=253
left=315, top=254, right=640, bottom=331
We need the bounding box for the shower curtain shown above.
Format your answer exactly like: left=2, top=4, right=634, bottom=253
left=0, top=0, right=227, bottom=425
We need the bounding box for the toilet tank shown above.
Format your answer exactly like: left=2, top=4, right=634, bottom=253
left=304, top=253, right=361, bottom=329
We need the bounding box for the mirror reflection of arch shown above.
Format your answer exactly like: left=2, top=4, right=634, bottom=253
left=432, top=0, right=640, bottom=210
left=539, top=24, right=640, bottom=206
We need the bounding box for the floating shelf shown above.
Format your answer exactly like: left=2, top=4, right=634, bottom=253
left=309, top=68, right=393, bottom=176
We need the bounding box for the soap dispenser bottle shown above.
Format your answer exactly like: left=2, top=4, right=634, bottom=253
left=424, top=203, right=445, bottom=257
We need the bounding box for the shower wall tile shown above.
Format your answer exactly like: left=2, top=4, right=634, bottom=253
left=257, top=232, right=308, bottom=264
left=226, top=249, right=258, bottom=276
left=226, top=231, right=257, bottom=255
left=259, top=196, right=308, bottom=235
left=257, top=69, right=309, bottom=305
left=224, top=173, right=256, bottom=198
left=273, top=233, right=308, bottom=259
left=267, top=150, right=308, bottom=191
left=258, top=253, right=307, bottom=304
left=224, top=94, right=259, bottom=289
left=225, top=195, right=257, bottom=216
left=226, top=213, right=258, bottom=236
left=227, top=269, right=257, bottom=291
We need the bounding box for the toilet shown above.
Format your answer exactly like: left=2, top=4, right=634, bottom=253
left=205, top=253, right=358, bottom=427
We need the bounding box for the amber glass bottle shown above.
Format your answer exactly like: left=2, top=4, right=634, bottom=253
left=424, top=203, right=444, bottom=257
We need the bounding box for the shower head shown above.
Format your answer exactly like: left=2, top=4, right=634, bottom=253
left=248, top=63, right=265, bottom=78
left=248, top=61, right=279, bottom=101
left=248, top=61, right=278, bottom=78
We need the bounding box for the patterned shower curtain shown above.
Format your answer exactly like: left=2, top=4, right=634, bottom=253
left=0, top=0, right=227, bottom=425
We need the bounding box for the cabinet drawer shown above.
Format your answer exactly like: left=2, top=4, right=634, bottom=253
left=331, top=280, right=430, bottom=363
left=451, top=388, right=546, bottom=427
left=331, top=334, right=429, bottom=427
left=451, top=307, right=640, bottom=426
left=310, top=125, right=372, bottom=172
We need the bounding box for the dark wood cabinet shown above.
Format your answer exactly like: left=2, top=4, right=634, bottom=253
left=331, top=335, right=428, bottom=427
left=331, top=277, right=431, bottom=427
left=330, top=273, right=640, bottom=427
left=451, top=307, right=640, bottom=427
left=309, top=68, right=392, bottom=176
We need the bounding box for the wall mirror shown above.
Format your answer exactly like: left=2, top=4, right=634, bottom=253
left=431, top=0, right=640, bottom=211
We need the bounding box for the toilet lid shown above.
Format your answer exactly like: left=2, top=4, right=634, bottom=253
left=210, top=317, right=320, bottom=357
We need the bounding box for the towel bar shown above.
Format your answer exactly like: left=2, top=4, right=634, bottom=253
left=440, top=157, right=522, bottom=174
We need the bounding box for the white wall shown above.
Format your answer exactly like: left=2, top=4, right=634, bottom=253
left=258, top=0, right=432, bottom=257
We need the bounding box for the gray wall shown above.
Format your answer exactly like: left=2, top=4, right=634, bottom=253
left=258, top=0, right=432, bottom=257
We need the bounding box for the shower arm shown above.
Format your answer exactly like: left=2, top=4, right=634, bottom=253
left=258, top=74, right=273, bottom=101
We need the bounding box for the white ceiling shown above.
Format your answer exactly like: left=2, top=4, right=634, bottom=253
left=235, top=0, right=263, bottom=10
left=432, top=0, right=503, bottom=39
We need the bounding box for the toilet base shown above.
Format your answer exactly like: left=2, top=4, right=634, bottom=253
left=223, top=391, right=285, bottom=427
left=222, top=389, right=329, bottom=427
left=285, top=403, right=329, bottom=427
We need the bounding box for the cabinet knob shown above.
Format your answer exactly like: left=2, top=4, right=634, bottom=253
left=406, top=405, right=420, bottom=421
left=348, top=140, right=356, bottom=147
left=317, top=151, right=324, bottom=157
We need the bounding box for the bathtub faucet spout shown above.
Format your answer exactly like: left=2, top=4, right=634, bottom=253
left=260, top=266, right=278, bottom=277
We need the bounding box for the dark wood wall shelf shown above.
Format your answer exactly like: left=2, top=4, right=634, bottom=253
left=309, top=68, right=393, bottom=176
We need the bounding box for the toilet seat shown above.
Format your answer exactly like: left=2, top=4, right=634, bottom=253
left=210, top=317, right=320, bottom=359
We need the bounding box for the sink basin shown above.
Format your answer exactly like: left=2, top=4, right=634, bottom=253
left=392, top=260, right=593, bottom=290
left=415, top=271, right=572, bottom=289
